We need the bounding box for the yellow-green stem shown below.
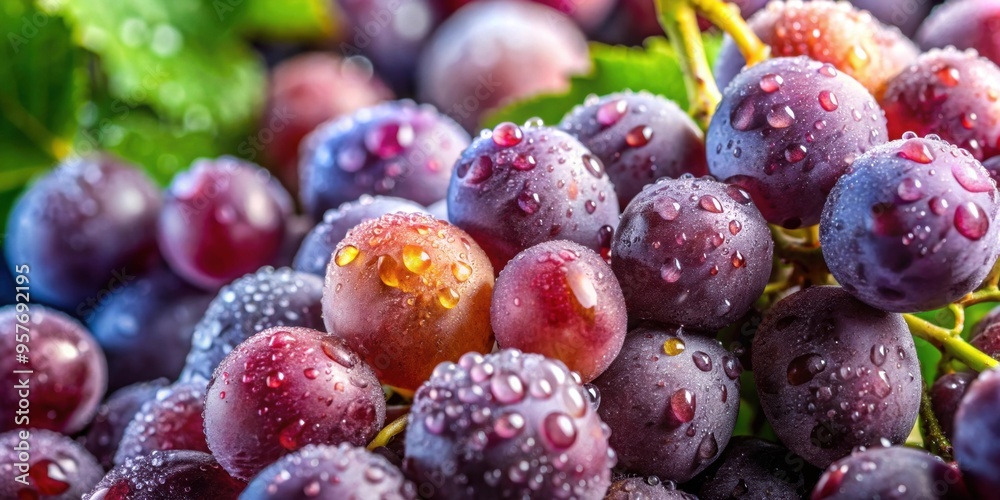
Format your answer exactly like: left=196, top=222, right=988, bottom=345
left=687, top=0, right=769, bottom=65
left=367, top=414, right=408, bottom=450
left=656, top=0, right=720, bottom=129
left=904, top=307, right=997, bottom=373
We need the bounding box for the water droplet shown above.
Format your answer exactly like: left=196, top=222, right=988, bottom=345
left=929, top=196, right=949, bottom=215
left=731, top=98, right=757, bottom=131
left=871, top=345, right=887, bottom=366
left=660, top=258, right=683, bottom=283
left=952, top=161, right=995, bottom=192
left=402, top=245, right=432, bottom=274
left=543, top=412, right=578, bottom=448
left=582, top=154, right=605, bottom=178
left=724, top=357, right=742, bottom=380
left=729, top=220, right=742, bottom=235
left=334, top=245, right=359, bottom=266
left=727, top=185, right=752, bottom=204
left=697, top=433, right=719, bottom=462
left=438, top=287, right=460, bottom=309
left=512, top=154, right=536, bottom=171
left=787, top=353, right=827, bottom=385
left=495, top=412, right=526, bottom=438
left=657, top=197, right=682, bottom=220
left=692, top=351, right=713, bottom=371
left=566, top=266, right=597, bottom=309
left=767, top=105, right=796, bottom=129
left=597, top=99, right=628, bottom=126
left=517, top=188, right=541, bottom=214
left=731, top=251, right=745, bottom=268
left=303, top=368, right=318, bottom=379
left=451, top=261, right=472, bottom=282
left=936, top=65, right=961, bottom=87
left=585, top=200, right=597, bottom=214
left=955, top=201, right=989, bottom=240
left=663, top=337, right=686, bottom=356
left=785, top=144, right=808, bottom=163
left=365, top=121, right=414, bottom=159
left=322, top=341, right=356, bottom=368
left=897, top=140, right=935, bottom=164
left=759, top=73, right=783, bottom=93
left=896, top=178, right=923, bottom=202
left=625, top=125, right=653, bottom=147
left=279, top=419, right=305, bottom=450
left=818, top=90, right=839, bottom=111
left=818, top=63, right=838, bottom=77
left=699, top=195, right=724, bottom=213
left=266, top=371, right=285, bottom=388
left=377, top=255, right=401, bottom=287
left=665, top=389, right=696, bottom=427
left=491, top=373, right=525, bottom=403
left=424, top=412, right=446, bottom=434
left=492, top=122, right=523, bottom=147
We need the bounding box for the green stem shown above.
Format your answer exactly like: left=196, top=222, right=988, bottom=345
left=687, top=0, right=769, bottom=65
left=367, top=414, right=408, bottom=450
left=919, top=383, right=953, bottom=461
left=656, top=0, right=721, bottom=129
left=904, top=308, right=997, bottom=373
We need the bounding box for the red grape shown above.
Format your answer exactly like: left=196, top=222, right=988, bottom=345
left=812, top=445, right=967, bottom=499
left=114, top=381, right=210, bottom=465
left=83, top=450, right=245, bottom=500
left=83, top=378, right=169, bottom=468
left=917, top=0, right=1000, bottom=67
left=1, top=429, right=104, bottom=500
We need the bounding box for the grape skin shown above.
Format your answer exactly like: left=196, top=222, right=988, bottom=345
left=707, top=56, right=887, bottom=228
left=404, top=350, right=615, bottom=499
left=820, top=135, right=1000, bottom=312
left=593, top=325, right=742, bottom=482
left=204, top=327, right=385, bottom=480
left=970, top=305, right=1000, bottom=359
left=953, top=367, right=1000, bottom=498
left=0, top=429, right=104, bottom=500
left=114, top=381, right=210, bottom=465
left=752, top=286, right=920, bottom=468
left=83, top=450, right=245, bottom=500
left=930, top=371, right=975, bottom=440
left=694, top=437, right=820, bottom=499
left=605, top=476, right=696, bottom=499
left=83, top=378, right=169, bottom=469
left=917, top=0, right=1000, bottom=68
left=812, top=445, right=968, bottom=499
left=560, top=91, right=708, bottom=210
left=448, top=123, right=620, bottom=272
left=611, top=176, right=772, bottom=331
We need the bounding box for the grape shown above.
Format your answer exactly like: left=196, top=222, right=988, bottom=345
left=114, top=381, right=210, bottom=465
left=83, top=450, right=245, bottom=500
left=427, top=198, right=449, bottom=221
left=447, top=122, right=620, bottom=272
left=605, top=476, right=696, bottom=499
left=953, top=367, right=1000, bottom=497
left=0, top=429, right=103, bottom=500
left=812, top=445, right=968, bottom=499
left=335, top=0, right=443, bottom=91
left=293, top=195, right=427, bottom=276
left=323, top=212, right=495, bottom=390
left=491, top=240, right=626, bottom=382
left=0, top=305, right=106, bottom=434
left=180, top=267, right=326, bottom=382
left=83, top=378, right=169, bottom=469
left=598, top=0, right=768, bottom=46
left=707, top=56, right=888, bottom=228
left=593, top=326, right=741, bottom=482
left=272, top=213, right=314, bottom=269
left=5, top=154, right=161, bottom=309
left=714, top=0, right=918, bottom=95
left=751, top=286, right=921, bottom=468
left=416, top=1, right=590, bottom=131
left=879, top=47, right=1000, bottom=161
left=87, top=269, right=213, bottom=391
left=262, top=52, right=393, bottom=194
left=404, top=350, right=615, bottom=499
left=611, top=176, right=773, bottom=331
left=298, top=100, right=469, bottom=219
left=820, top=134, right=1000, bottom=312
left=694, top=437, right=820, bottom=500
left=970, top=305, right=1000, bottom=359
left=204, top=326, right=385, bottom=480
left=158, top=157, right=292, bottom=290
left=851, top=0, right=933, bottom=37
left=917, top=0, right=1000, bottom=67
left=560, top=91, right=708, bottom=209
left=930, top=371, right=975, bottom=440
left=240, top=443, right=417, bottom=499
left=983, top=155, right=1000, bottom=186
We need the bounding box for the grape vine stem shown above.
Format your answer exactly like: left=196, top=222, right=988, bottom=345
left=367, top=413, right=409, bottom=450
left=904, top=306, right=997, bottom=373
left=919, top=383, right=953, bottom=462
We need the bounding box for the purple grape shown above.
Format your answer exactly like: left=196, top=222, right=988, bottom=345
left=5, top=154, right=161, bottom=309
left=113, top=381, right=210, bottom=465
left=820, top=134, right=1000, bottom=312
left=292, top=195, right=427, bottom=276
left=983, top=155, right=1000, bottom=187
left=560, top=91, right=708, bottom=209
left=930, top=371, right=976, bottom=440
left=83, top=378, right=169, bottom=469
left=204, top=326, right=385, bottom=480
left=970, top=305, right=1000, bottom=359
left=404, top=350, right=615, bottom=499
left=272, top=214, right=314, bottom=269
left=180, top=267, right=325, bottom=382
left=0, top=305, right=106, bottom=434
left=299, top=100, right=469, bottom=219
left=611, top=176, right=773, bottom=331
left=752, top=286, right=921, bottom=468
left=83, top=450, right=245, bottom=500
left=592, top=326, right=741, bottom=482
left=240, top=443, right=417, bottom=499
left=707, top=56, right=887, bottom=228
left=851, top=0, right=933, bottom=38
left=917, top=0, right=1000, bottom=68
left=417, top=1, right=590, bottom=131
left=605, top=476, right=696, bottom=499
left=158, top=157, right=292, bottom=290
left=0, top=429, right=104, bottom=500
left=953, top=367, right=1000, bottom=497
left=695, top=437, right=820, bottom=500
left=87, top=269, right=212, bottom=391
left=879, top=47, right=1000, bottom=161
left=812, top=445, right=968, bottom=499
left=491, top=240, right=627, bottom=382
left=447, top=122, right=620, bottom=272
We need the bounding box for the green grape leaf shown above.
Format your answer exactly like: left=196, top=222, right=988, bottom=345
left=56, top=0, right=266, bottom=132
left=0, top=0, right=85, bottom=236
left=483, top=34, right=723, bottom=129
left=231, top=0, right=336, bottom=39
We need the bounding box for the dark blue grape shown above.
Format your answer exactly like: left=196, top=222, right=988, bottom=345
left=1, top=429, right=104, bottom=500
left=695, top=437, right=820, bottom=500
left=820, top=134, right=1000, bottom=312
left=752, top=286, right=920, bottom=468
left=83, top=378, right=169, bottom=469
left=180, top=267, right=325, bottom=383
left=240, top=443, right=417, bottom=499
left=114, top=381, right=210, bottom=465
left=448, top=122, right=620, bottom=272
left=707, top=56, right=887, bottom=228
left=5, top=154, right=161, bottom=309
left=293, top=195, right=427, bottom=276
left=592, top=326, right=741, bottom=483
left=299, top=100, right=469, bottom=219
left=812, top=445, right=968, bottom=499
left=611, top=176, right=772, bottom=331
left=87, top=269, right=212, bottom=391
left=953, top=367, right=1000, bottom=497
left=930, top=371, right=975, bottom=440
left=606, top=476, right=696, bottom=499
left=560, top=91, right=708, bottom=209
left=404, top=350, right=615, bottom=499
left=83, top=450, right=245, bottom=500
